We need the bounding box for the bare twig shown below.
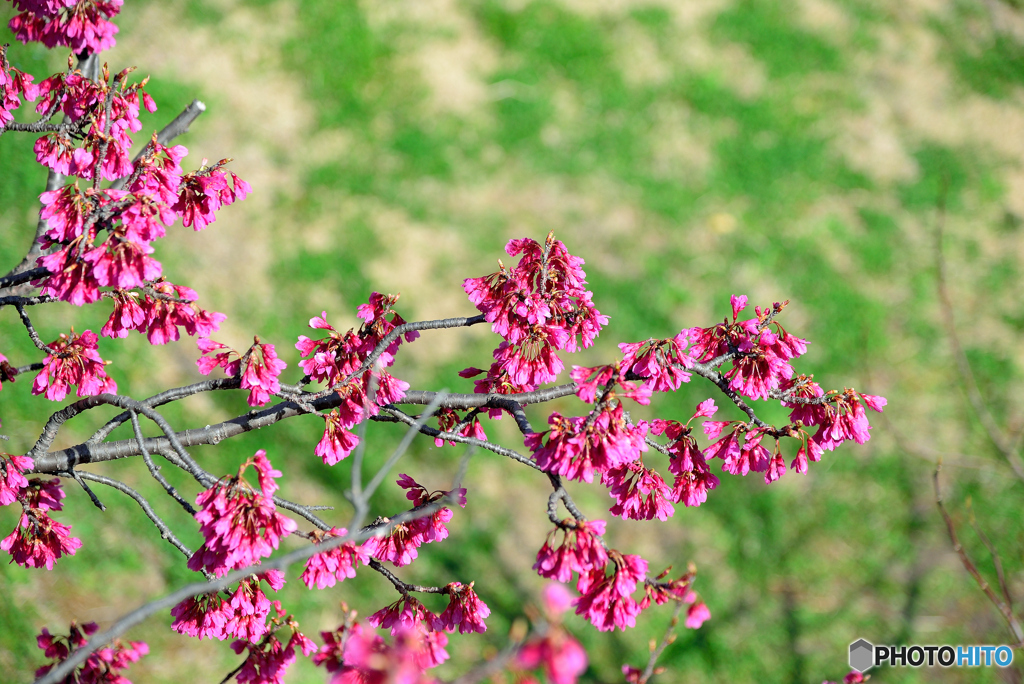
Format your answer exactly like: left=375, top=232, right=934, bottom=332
left=933, top=462, right=1024, bottom=645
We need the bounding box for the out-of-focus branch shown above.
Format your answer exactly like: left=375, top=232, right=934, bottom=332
left=637, top=601, right=685, bottom=684
left=933, top=462, right=1024, bottom=645
left=935, top=201, right=1024, bottom=483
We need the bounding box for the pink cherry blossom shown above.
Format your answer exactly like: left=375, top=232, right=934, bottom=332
left=187, top=450, right=296, bottom=577
left=1, top=43, right=38, bottom=128
left=301, top=527, right=370, bottom=589
left=526, top=405, right=648, bottom=483
left=239, top=338, right=287, bottom=407
left=0, top=453, right=34, bottom=506
left=685, top=601, right=711, bottom=629
left=574, top=552, right=648, bottom=632
left=231, top=628, right=317, bottom=684
left=140, top=280, right=225, bottom=345
left=1, top=506, right=82, bottom=569
left=618, top=332, right=694, bottom=392
left=602, top=460, right=675, bottom=521
left=533, top=519, right=609, bottom=583
left=433, top=407, right=487, bottom=447
left=10, top=0, right=122, bottom=54
left=222, top=575, right=283, bottom=643
left=433, top=581, right=490, bottom=634
left=32, top=328, right=116, bottom=402
left=171, top=592, right=231, bottom=641
left=315, top=408, right=360, bottom=465
left=34, top=620, right=147, bottom=684
left=516, top=625, right=587, bottom=684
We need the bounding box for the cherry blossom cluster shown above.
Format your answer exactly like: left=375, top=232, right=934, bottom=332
left=197, top=336, right=287, bottom=406
left=296, top=293, right=417, bottom=464
left=0, top=469, right=81, bottom=570
left=35, top=620, right=147, bottom=684
left=31, top=327, right=115, bottom=401
left=1, top=43, right=38, bottom=127
left=460, top=232, right=608, bottom=398
left=170, top=572, right=285, bottom=644
left=360, top=474, right=467, bottom=568
left=8, top=0, right=122, bottom=54
left=187, top=450, right=296, bottom=577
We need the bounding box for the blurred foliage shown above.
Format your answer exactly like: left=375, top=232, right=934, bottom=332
left=2, top=0, right=1024, bottom=682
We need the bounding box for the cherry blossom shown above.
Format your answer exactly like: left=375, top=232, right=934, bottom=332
left=31, top=328, right=116, bottom=401
left=301, top=527, right=370, bottom=590
left=618, top=332, right=694, bottom=392
left=9, top=0, right=123, bottom=54
left=196, top=337, right=286, bottom=406
left=35, top=620, right=147, bottom=684
left=187, top=450, right=296, bottom=577
left=171, top=592, right=231, bottom=641
left=1, top=506, right=82, bottom=569
left=433, top=407, right=487, bottom=447
left=230, top=626, right=316, bottom=684
left=526, top=405, right=648, bottom=483
left=602, top=460, right=675, bottom=521
left=0, top=453, right=34, bottom=506
left=433, top=581, right=490, bottom=634
left=574, top=552, right=648, bottom=632
left=534, top=519, right=609, bottom=583
left=0, top=43, right=38, bottom=127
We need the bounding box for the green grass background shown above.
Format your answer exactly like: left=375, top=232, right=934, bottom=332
left=2, top=0, right=1024, bottom=682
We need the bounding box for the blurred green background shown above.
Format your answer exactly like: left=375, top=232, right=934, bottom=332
left=2, top=0, right=1024, bottom=681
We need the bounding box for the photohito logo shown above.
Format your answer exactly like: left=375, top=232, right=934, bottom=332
left=849, top=639, right=1014, bottom=672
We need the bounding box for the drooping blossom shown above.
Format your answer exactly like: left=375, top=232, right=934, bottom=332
left=0, top=453, right=34, bottom=506
left=570, top=363, right=651, bottom=405
left=314, top=619, right=441, bottom=684
left=171, top=591, right=231, bottom=641
left=314, top=408, right=359, bottom=465
left=574, top=551, right=648, bottom=632
left=433, top=407, right=487, bottom=447
left=31, top=328, right=116, bottom=402
left=362, top=475, right=465, bottom=568
left=515, top=584, right=588, bottom=684
left=34, top=620, right=147, bottom=684
left=1, top=43, right=38, bottom=128
left=533, top=519, right=609, bottom=583
left=1, top=506, right=82, bottom=569
left=301, top=527, right=370, bottom=590
left=187, top=450, right=296, bottom=577
left=463, top=233, right=608, bottom=394
left=651, top=419, right=719, bottom=508
left=137, top=280, right=225, bottom=345
left=172, top=163, right=250, bottom=231
left=222, top=573, right=286, bottom=644
left=9, top=0, right=123, bottom=54
left=526, top=405, right=648, bottom=483
left=196, top=337, right=286, bottom=406
left=602, top=460, right=674, bottom=521
left=688, top=296, right=808, bottom=401
left=433, top=581, right=490, bottom=634
left=296, top=297, right=415, bottom=455
left=618, top=332, right=694, bottom=392
left=231, top=625, right=317, bottom=684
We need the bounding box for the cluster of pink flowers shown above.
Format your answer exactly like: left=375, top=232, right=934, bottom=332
left=433, top=407, right=487, bottom=447
left=31, top=328, right=116, bottom=402
left=367, top=596, right=450, bottom=670
left=461, top=233, right=608, bottom=397
left=361, top=474, right=466, bottom=568
left=101, top=281, right=225, bottom=344
left=688, top=295, right=808, bottom=401
left=35, top=620, right=147, bottom=684
left=514, top=584, right=588, bottom=684
left=618, top=332, right=694, bottom=393
left=297, top=294, right=416, bottom=464
left=1, top=476, right=82, bottom=569
left=187, top=450, right=296, bottom=577
left=171, top=571, right=285, bottom=643
left=300, top=527, right=371, bottom=590
left=196, top=336, right=287, bottom=407
left=313, top=619, right=443, bottom=684
left=230, top=621, right=317, bottom=684
left=534, top=519, right=609, bottom=584
left=650, top=403, right=721, bottom=508
left=0, top=43, right=38, bottom=127
left=526, top=405, right=648, bottom=484
left=8, top=0, right=122, bottom=55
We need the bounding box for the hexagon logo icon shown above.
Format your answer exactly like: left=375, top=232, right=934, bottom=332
left=849, top=638, right=874, bottom=673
